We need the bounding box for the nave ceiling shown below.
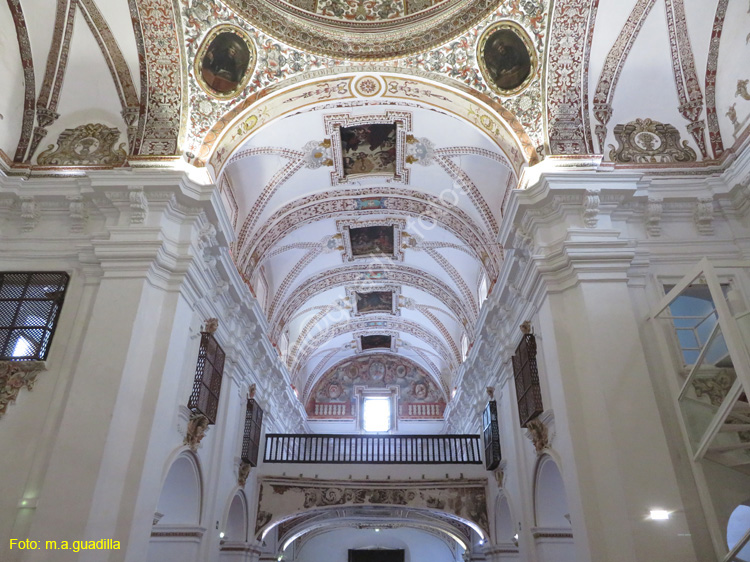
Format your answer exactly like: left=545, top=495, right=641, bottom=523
left=1, top=0, right=749, bottom=423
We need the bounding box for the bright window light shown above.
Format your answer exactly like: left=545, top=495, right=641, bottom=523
left=12, top=336, right=33, bottom=358
left=363, top=397, right=391, bottom=432
left=649, top=509, right=670, bottom=520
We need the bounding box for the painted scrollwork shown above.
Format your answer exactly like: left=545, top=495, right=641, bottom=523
left=37, top=123, right=127, bottom=166
left=608, top=118, right=696, bottom=164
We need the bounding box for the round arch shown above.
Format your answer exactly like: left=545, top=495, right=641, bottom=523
left=153, top=450, right=204, bottom=525
left=494, top=492, right=516, bottom=545
left=532, top=454, right=571, bottom=529
left=223, top=490, right=249, bottom=543
left=190, top=70, right=537, bottom=176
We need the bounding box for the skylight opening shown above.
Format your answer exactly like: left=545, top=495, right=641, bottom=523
left=363, top=397, right=391, bottom=432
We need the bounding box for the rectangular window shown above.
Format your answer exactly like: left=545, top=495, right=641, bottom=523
left=187, top=331, right=225, bottom=424
left=0, top=272, right=69, bottom=361
left=483, top=400, right=501, bottom=470
left=513, top=332, right=543, bottom=428
left=363, top=396, right=391, bottom=432
left=242, top=398, right=264, bottom=466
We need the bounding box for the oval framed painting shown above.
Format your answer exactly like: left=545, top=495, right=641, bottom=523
left=195, top=25, right=256, bottom=99
left=478, top=21, right=536, bottom=96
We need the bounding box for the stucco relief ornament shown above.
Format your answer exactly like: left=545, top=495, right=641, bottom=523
left=405, top=135, right=435, bottom=165
left=37, top=124, right=126, bottom=166
left=582, top=189, right=600, bottom=229
left=184, top=413, right=210, bottom=452
left=238, top=460, right=251, bottom=487
left=302, top=139, right=333, bottom=169
left=646, top=196, right=663, bottom=237
left=525, top=418, right=549, bottom=454
left=205, top=318, right=219, bottom=333
left=0, top=362, right=46, bottom=418
left=608, top=119, right=696, bottom=164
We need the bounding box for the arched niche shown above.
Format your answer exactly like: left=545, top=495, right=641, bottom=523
left=532, top=455, right=576, bottom=562
left=147, top=452, right=205, bottom=562
left=224, top=491, right=248, bottom=543
left=155, top=453, right=203, bottom=525
left=494, top=494, right=515, bottom=545
left=533, top=455, right=570, bottom=529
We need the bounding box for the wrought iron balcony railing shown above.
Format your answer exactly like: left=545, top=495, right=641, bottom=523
left=263, top=433, right=482, bottom=464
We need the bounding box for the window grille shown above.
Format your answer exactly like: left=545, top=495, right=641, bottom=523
left=483, top=400, right=501, bottom=470
left=241, top=398, right=263, bottom=466
left=187, top=332, right=225, bottom=424
left=0, top=272, right=69, bottom=361
left=513, top=332, right=543, bottom=427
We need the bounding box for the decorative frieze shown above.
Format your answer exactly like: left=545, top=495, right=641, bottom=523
left=256, top=477, right=489, bottom=537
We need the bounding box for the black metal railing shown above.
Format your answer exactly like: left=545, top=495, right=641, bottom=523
left=263, top=434, right=483, bottom=464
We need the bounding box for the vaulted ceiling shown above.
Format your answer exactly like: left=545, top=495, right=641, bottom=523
left=1, top=0, right=749, bottom=423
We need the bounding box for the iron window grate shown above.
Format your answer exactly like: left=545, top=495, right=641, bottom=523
left=513, top=333, right=543, bottom=428
left=187, top=331, right=226, bottom=425
left=242, top=398, right=264, bottom=466
left=0, top=272, right=69, bottom=361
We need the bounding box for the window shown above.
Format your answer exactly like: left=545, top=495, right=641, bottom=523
left=187, top=331, right=226, bottom=424
left=242, top=398, right=264, bottom=466
left=479, top=274, right=489, bottom=305
left=0, top=272, right=69, bottom=361
left=461, top=333, right=469, bottom=362
left=513, top=332, right=543, bottom=427
left=363, top=396, right=391, bottom=432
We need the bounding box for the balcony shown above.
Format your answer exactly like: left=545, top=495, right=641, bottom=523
left=263, top=433, right=483, bottom=464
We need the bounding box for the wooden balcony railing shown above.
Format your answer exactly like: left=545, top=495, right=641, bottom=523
left=263, top=433, right=483, bottom=464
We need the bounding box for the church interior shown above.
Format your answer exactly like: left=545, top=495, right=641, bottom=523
left=1, top=0, right=750, bottom=561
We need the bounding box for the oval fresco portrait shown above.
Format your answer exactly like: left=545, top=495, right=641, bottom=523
left=196, top=26, right=255, bottom=98
left=478, top=22, right=536, bottom=95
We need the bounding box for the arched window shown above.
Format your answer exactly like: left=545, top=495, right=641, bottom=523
left=479, top=274, right=489, bottom=306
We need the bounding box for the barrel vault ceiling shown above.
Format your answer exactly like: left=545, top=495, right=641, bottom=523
left=1, top=0, right=749, bottom=414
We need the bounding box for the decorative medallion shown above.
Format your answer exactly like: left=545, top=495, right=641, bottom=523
left=608, top=118, right=697, bottom=164
left=337, top=219, right=406, bottom=262
left=478, top=21, right=536, bottom=96
left=36, top=124, right=126, bottom=166
left=195, top=25, right=256, bottom=99
left=354, top=75, right=383, bottom=97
